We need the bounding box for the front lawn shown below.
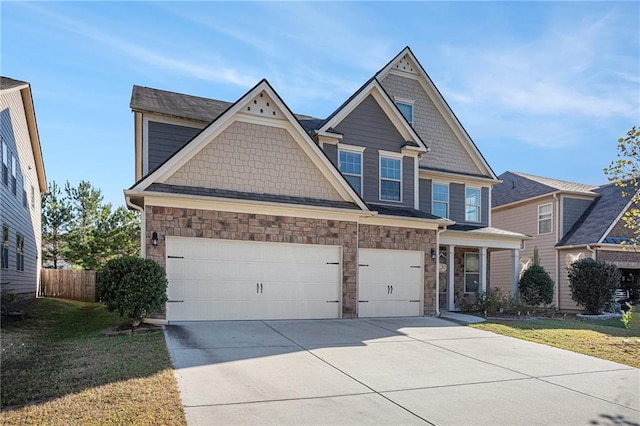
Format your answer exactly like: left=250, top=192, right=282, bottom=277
left=472, top=307, right=640, bottom=368
left=0, top=298, right=185, bottom=425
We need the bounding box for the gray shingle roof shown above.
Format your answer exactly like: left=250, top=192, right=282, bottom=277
left=1, top=77, right=29, bottom=91
left=493, top=171, right=598, bottom=207
left=131, top=85, right=323, bottom=129
left=368, top=203, right=441, bottom=220
left=146, top=183, right=361, bottom=210
left=558, top=182, right=633, bottom=246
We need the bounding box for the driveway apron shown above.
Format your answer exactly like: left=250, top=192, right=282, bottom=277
left=164, top=317, right=640, bottom=425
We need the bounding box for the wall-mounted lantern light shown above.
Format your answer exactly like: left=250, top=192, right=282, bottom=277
left=151, top=231, right=159, bottom=247
left=430, top=248, right=437, bottom=260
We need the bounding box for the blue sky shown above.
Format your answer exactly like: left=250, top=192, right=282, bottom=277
left=3, top=1, right=639, bottom=208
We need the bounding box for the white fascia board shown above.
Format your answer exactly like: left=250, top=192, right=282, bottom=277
left=127, top=190, right=374, bottom=222
left=440, top=230, right=524, bottom=250
left=319, top=80, right=427, bottom=153
left=377, top=48, right=496, bottom=180
left=131, top=80, right=369, bottom=212
left=418, top=168, right=499, bottom=186
left=359, top=214, right=443, bottom=230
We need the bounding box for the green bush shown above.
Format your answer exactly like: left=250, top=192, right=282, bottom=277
left=476, top=288, right=505, bottom=316
left=97, top=256, right=168, bottom=325
left=518, top=249, right=554, bottom=306
left=567, top=258, right=620, bottom=315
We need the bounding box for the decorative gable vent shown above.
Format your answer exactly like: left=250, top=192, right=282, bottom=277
left=394, top=55, right=418, bottom=75
left=245, top=91, right=284, bottom=119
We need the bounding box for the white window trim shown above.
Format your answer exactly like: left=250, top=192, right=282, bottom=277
left=432, top=181, right=449, bottom=218
left=538, top=203, right=553, bottom=235
left=338, top=146, right=364, bottom=196
left=464, top=252, right=480, bottom=294
left=465, top=186, right=481, bottom=223
left=1, top=138, right=5, bottom=165
left=394, top=96, right=415, bottom=124
left=379, top=152, right=403, bottom=203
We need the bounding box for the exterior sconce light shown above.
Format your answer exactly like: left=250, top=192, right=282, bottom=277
left=430, top=248, right=436, bottom=260
left=151, top=231, right=159, bottom=247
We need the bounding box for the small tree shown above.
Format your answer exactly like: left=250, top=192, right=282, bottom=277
left=567, top=258, right=621, bottom=315
left=98, top=257, right=168, bottom=326
left=518, top=248, right=554, bottom=306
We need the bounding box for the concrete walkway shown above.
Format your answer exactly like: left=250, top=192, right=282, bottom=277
left=164, top=316, right=640, bottom=425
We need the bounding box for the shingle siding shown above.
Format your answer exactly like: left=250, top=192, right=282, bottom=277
left=333, top=94, right=414, bottom=207
left=147, top=120, right=202, bottom=173
left=0, top=89, right=41, bottom=297
left=379, top=73, right=483, bottom=176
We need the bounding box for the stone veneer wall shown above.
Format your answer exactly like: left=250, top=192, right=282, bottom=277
left=146, top=206, right=359, bottom=317
left=358, top=224, right=437, bottom=314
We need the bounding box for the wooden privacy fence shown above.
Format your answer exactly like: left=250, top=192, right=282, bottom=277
left=41, top=269, right=98, bottom=302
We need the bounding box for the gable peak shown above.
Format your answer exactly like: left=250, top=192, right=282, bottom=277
left=244, top=90, right=285, bottom=120
left=392, top=53, right=419, bottom=76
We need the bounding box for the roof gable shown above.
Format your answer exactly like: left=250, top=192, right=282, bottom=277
left=376, top=47, right=496, bottom=180
left=131, top=79, right=369, bottom=210
left=317, top=78, right=428, bottom=153
left=559, top=183, right=632, bottom=246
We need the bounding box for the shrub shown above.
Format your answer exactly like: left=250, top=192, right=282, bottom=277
left=97, top=256, right=168, bottom=325
left=476, top=288, right=505, bottom=316
left=567, top=258, right=621, bottom=315
left=518, top=248, right=554, bottom=306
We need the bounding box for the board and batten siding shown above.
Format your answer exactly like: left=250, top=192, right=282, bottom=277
left=333, top=94, right=414, bottom=208
left=0, top=88, right=42, bottom=297
left=562, top=197, right=593, bottom=237
left=147, top=120, right=202, bottom=174
left=490, top=195, right=558, bottom=297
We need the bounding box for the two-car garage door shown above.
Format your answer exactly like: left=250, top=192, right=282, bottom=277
left=166, top=237, right=341, bottom=321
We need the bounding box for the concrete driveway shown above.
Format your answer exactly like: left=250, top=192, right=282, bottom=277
left=164, top=316, right=640, bottom=425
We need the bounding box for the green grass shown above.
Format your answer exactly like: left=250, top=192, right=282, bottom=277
left=0, top=298, right=186, bottom=425
left=472, top=306, right=640, bottom=368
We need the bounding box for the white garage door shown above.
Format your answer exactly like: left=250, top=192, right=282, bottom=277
left=358, top=249, right=423, bottom=318
left=166, top=237, right=341, bottom=321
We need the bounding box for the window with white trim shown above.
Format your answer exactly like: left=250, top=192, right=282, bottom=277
left=338, top=149, right=362, bottom=195
left=380, top=156, right=401, bottom=201
left=432, top=183, right=449, bottom=218
left=464, top=252, right=480, bottom=293
left=538, top=203, right=553, bottom=234
left=31, top=185, right=35, bottom=209
left=10, top=155, right=16, bottom=195
left=1, top=225, right=8, bottom=270
left=2, top=144, right=8, bottom=186
left=396, top=102, right=413, bottom=124
left=16, top=233, right=24, bottom=272
left=465, top=187, right=481, bottom=222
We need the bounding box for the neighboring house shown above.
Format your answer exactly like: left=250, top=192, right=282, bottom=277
left=125, top=47, right=528, bottom=321
left=490, top=171, right=640, bottom=311
left=0, top=77, right=47, bottom=299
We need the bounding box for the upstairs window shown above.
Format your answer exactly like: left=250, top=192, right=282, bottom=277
left=16, top=233, right=24, bottom=272
left=2, top=145, right=8, bottom=186
left=432, top=183, right=449, bottom=218
left=538, top=203, right=553, bottom=234
left=10, top=155, right=16, bottom=195
left=1, top=225, right=8, bottom=269
left=465, top=187, right=481, bottom=222
left=396, top=102, right=413, bottom=124
left=380, top=156, right=402, bottom=202
left=338, top=149, right=363, bottom=195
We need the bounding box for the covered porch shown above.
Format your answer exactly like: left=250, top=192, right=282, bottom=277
left=437, top=226, right=529, bottom=312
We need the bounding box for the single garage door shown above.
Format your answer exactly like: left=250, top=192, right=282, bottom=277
left=358, top=249, right=423, bottom=318
left=166, top=237, right=341, bottom=321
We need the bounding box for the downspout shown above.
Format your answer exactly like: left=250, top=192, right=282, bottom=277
left=586, top=244, right=596, bottom=260
left=553, top=193, right=560, bottom=309
left=125, top=194, right=145, bottom=259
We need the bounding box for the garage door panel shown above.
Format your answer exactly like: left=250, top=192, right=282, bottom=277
left=165, top=237, right=341, bottom=321
left=358, top=249, right=423, bottom=318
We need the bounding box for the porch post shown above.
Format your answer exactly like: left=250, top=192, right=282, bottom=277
left=479, top=247, right=487, bottom=293
left=511, top=249, right=520, bottom=296
left=448, top=245, right=455, bottom=311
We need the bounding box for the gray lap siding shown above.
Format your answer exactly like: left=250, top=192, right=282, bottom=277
left=145, top=206, right=438, bottom=317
